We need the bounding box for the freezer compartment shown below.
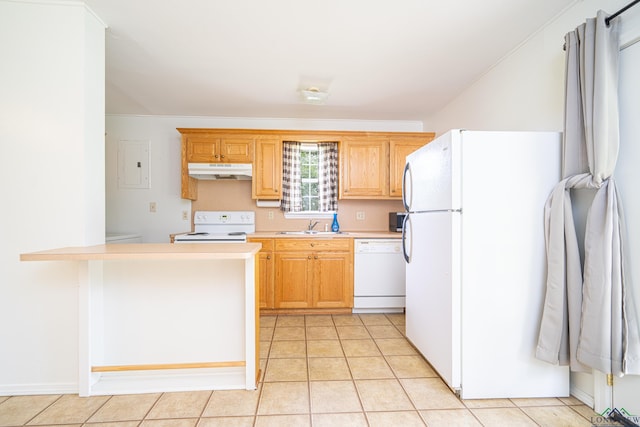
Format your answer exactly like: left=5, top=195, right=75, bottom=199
left=403, top=129, right=462, bottom=212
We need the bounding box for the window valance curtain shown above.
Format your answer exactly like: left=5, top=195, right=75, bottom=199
left=536, top=10, right=640, bottom=376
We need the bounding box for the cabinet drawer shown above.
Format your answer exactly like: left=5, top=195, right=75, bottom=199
left=275, top=238, right=352, bottom=252
left=248, top=238, right=274, bottom=252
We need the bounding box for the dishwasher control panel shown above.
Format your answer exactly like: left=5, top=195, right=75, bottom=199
left=355, top=239, right=402, bottom=254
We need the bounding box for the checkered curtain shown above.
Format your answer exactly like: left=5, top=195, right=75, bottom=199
left=318, top=142, right=338, bottom=211
left=281, top=141, right=302, bottom=212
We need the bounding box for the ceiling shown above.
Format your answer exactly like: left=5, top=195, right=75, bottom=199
left=84, top=0, right=576, bottom=121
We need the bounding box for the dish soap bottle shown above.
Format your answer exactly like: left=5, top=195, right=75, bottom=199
left=331, top=213, right=340, bottom=232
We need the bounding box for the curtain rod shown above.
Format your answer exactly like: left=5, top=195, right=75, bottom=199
left=562, top=0, right=640, bottom=51
left=606, top=0, right=640, bottom=26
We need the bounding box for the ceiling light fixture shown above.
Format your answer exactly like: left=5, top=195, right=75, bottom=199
left=300, top=87, right=329, bottom=105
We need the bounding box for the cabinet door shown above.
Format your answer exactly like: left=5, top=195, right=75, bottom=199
left=389, top=139, right=427, bottom=197
left=220, top=137, right=254, bottom=163
left=253, top=138, right=282, bottom=199
left=258, top=252, right=274, bottom=308
left=186, top=136, right=220, bottom=162
left=274, top=252, right=313, bottom=308
left=249, top=238, right=275, bottom=309
left=313, top=252, right=353, bottom=308
left=340, top=138, right=388, bottom=198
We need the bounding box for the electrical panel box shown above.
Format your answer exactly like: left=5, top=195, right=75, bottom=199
left=118, top=140, right=150, bottom=189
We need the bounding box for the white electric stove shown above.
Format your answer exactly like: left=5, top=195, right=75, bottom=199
left=174, top=211, right=255, bottom=243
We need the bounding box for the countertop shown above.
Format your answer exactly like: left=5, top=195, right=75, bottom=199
left=20, top=243, right=262, bottom=261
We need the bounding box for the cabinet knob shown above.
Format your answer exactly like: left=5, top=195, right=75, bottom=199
left=308, top=255, right=312, bottom=260
left=215, top=154, right=220, bottom=159
left=314, top=255, right=318, bottom=260
left=266, top=255, right=271, bottom=260
left=275, top=189, right=278, bottom=193
left=221, top=155, right=225, bottom=159
left=311, top=243, right=315, bottom=247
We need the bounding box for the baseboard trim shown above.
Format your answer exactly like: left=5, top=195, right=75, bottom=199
left=0, top=382, right=77, bottom=396
left=570, top=385, right=595, bottom=408
left=260, top=308, right=352, bottom=315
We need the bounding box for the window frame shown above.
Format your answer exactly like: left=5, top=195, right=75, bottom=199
left=283, top=142, right=337, bottom=219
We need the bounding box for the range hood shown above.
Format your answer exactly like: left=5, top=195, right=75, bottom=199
left=188, top=163, right=252, bottom=180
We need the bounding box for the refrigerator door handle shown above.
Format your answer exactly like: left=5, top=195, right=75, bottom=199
left=402, top=162, right=412, bottom=212
left=402, top=213, right=411, bottom=263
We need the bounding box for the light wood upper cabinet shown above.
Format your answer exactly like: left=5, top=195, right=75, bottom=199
left=177, top=128, right=434, bottom=201
left=340, top=137, right=388, bottom=198
left=341, top=135, right=434, bottom=199
left=178, top=129, right=256, bottom=200
left=252, top=138, right=282, bottom=200
left=389, top=138, right=428, bottom=197
left=186, top=135, right=253, bottom=163
left=186, top=136, right=221, bottom=163
left=219, top=137, right=254, bottom=163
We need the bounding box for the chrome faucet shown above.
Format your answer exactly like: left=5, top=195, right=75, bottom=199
left=308, top=220, right=319, bottom=231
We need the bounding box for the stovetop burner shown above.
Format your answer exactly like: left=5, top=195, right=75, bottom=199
left=174, top=211, right=255, bottom=244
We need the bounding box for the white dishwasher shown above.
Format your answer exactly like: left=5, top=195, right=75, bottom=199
left=353, top=239, right=406, bottom=313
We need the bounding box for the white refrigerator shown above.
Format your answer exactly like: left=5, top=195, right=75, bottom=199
left=402, top=130, right=569, bottom=399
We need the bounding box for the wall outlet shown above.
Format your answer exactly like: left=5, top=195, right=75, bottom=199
left=356, top=211, right=365, bottom=221
left=149, top=202, right=157, bottom=213
left=268, top=211, right=274, bottom=220
left=182, top=210, right=188, bottom=221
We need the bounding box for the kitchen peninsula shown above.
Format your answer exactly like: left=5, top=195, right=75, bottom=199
left=20, top=243, right=261, bottom=396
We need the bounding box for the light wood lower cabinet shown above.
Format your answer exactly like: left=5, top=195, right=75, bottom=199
left=274, top=238, right=354, bottom=309
left=248, top=238, right=274, bottom=309
left=274, top=252, right=313, bottom=308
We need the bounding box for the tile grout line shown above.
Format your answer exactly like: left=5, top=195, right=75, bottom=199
left=1, top=313, right=601, bottom=427
left=376, top=313, right=428, bottom=426
left=193, top=389, right=214, bottom=424
left=304, top=314, right=313, bottom=425
left=21, top=394, right=63, bottom=426
left=82, top=395, right=115, bottom=426
left=333, top=313, right=369, bottom=425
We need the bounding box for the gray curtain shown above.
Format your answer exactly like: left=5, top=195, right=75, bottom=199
left=281, top=141, right=302, bottom=212
left=536, top=10, right=640, bottom=376
left=318, top=142, right=338, bottom=212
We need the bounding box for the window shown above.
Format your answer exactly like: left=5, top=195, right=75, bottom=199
left=300, top=144, right=319, bottom=211
left=281, top=141, right=338, bottom=215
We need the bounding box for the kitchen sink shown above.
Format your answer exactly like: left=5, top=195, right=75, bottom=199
left=278, top=230, right=348, bottom=235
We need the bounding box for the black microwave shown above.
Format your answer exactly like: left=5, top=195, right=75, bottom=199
left=389, top=212, right=407, bottom=232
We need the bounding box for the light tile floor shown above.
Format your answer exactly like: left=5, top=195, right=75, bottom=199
left=0, top=313, right=612, bottom=427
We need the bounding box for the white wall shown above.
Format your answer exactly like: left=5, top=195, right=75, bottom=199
left=425, top=0, right=635, bottom=134
left=106, top=115, right=422, bottom=242
left=0, top=0, right=105, bottom=394
left=424, top=0, right=640, bottom=409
